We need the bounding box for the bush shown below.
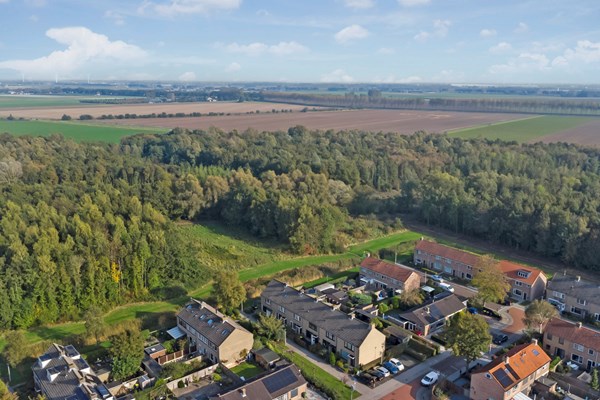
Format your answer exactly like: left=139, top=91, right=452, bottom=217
left=79, top=114, right=93, bottom=120
left=212, top=373, right=222, bottom=382
left=336, top=360, right=344, bottom=369
left=550, top=356, right=561, bottom=371
left=177, top=381, right=185, bottom=388
left=61, top=114, right=72, bottom=121
left=329, top=352, right=336, bottom=366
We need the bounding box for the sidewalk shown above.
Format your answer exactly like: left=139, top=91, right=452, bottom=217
left=286, top=340, right=453, bottom=400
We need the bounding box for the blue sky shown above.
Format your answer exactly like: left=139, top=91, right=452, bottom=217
left=0, top=0, right=599, bottom=84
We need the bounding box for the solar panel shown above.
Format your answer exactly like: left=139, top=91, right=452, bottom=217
left=263, top=368, right=297, bottom=394
left=492, top=368, right=514, bottom=388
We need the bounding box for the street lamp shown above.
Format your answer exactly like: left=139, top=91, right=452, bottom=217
left=350, top=380, right=356, bottom=400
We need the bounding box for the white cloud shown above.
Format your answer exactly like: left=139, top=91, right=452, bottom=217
left=377, top=47, right=395, bottom=54
left=334, top=24, right=370, bottom=44
left=105, top=10, right=125, bottom=25
left=29, top=14, right=39, bottom=22
left=321, top=69, right=354, bottom=83
left=480, top=29, right=496, bottom=38
left=256, top=9, right=269, bottom=17
left=138, top=0, right=241, bottom=17
left=489, top=42, right=512, bottom=54
left=489, top=52, right=550, bottom=74
left=0, top=0, right=10, bottom=3
left=514, top=22, right=529, bottom=33
left=397, top=0, right=429, bottom=6
left=414, top=19, right=450, bottom=41
left=225, top=41, right=308, bottom=56
left=179, top=71, right=196, bottom=81
left=552, top=40, right=600, bottom=67
left=343, top=0, right=374, bottom=9
left=0, top=27, right=147, bottom=79
left=226, top=62, right=241, bottom=72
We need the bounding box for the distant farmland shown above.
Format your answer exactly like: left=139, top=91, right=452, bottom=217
left=448, top=116, right=597, bottom=143
left=0, top=120, right=165, bottom=143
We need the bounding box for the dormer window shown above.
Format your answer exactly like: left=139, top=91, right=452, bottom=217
left=517, top=270, right=531, bottom=278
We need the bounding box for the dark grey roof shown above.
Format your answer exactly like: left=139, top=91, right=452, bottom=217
left=144, top=343, right=165, bottom=355
left=177, top=300, right=251, bottom=346
left=254, top=348, right=280, bottom=364
left=212, top=364, right=306, bottom=400
left=262, top=280, right=376, bottom=346
left=548, top=274, right=600, bottom=306
left=32, top=344, right=112, bottom=400
left=400, top=295, right=466, bottom=327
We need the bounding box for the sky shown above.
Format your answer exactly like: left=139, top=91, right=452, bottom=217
left=0, top=0, right=599, bottom=84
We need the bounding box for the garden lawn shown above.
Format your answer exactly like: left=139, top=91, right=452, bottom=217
left=230, top=362, right=264, bottom=380
left=448, top=115, right=593, bottom=142
left=268, top=342, right=359, bottom=400
left=0, top=119, right=165, bottom=143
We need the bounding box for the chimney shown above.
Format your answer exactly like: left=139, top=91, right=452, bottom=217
left=425, top=306, right=430, bottom=315
left=531, top=338, right=538, bottom=346
left=576, top=276, right=581, bottom=282
left=503, top=355, right=509, bottom=365
left=349, top=312, right=355, bottom=320
left=577, top=322, right=583, bottom=328
left=239, top=388, right=247, bottom=398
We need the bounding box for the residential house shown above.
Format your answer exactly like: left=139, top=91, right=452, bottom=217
left=177, top=299, right=254, bottom=367
left=252, top=348, right=280, bottom=369
left=543, top=318, right=600, bottom=370
left=470, top=342, right=551, bottom=400
left=211, top=364, right=307, bottom=400
left=33, top=343, right=114, bottom=400
left=261, top=280, right=386, bottom=368
left=498, top=260, right=547, bottom=302
left=414, top=239, right=547, bottom=301
left=546, top=273, right=600, bottom=320
left=397, top=294, right=467, bottom=336
left=359, top=257, right=422, bottom=294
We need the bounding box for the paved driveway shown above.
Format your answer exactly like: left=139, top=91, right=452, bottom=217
left=382, top=377, right=430, bottom=400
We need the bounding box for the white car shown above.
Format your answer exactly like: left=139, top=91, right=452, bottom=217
left=421, top=371, right=439, bottom=386
left=388, top=358, right=405, bottom=372
left=375, top=366, right=391, bottom=378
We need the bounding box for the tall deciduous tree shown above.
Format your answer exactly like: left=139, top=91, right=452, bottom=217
left=523, top=300, right=558, bottom=333
left=212, top=271, right=246, bottom=313
left=446, top=312, right=492, bottom=371
left=109, top=328, right=145, bottom=381
left=255, top=314, right=285, bottom=341
left=398, top=288, right=425, bottom=308
left=2, top=331, right=28, bottom=367
left=84, top=307, right=106, bottom=345
left=471, top=255, right=510, bottom=305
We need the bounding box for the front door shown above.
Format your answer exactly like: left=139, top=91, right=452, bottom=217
left=588, top=360, right=596, bottom=371
left=556, top=348, right=565, bottom=358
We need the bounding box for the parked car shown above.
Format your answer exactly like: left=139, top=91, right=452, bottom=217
left=387, top=358, right=405, bottom=372
left=368, top=369, right=385, bottom=380
left=421, top=371, right=439, bottom=386
left=375, top=366, right=391, bottom=378
left=438, top=282, right=454, bottom=293
left=360, top=372, right=378, bottom=386
left=430, top=274, right=444, bottom=283
left=383, top=361, right=400, bottom=374
left=493, top=334, right=509, bottom=345
left=467, top=307, right=478, bottom=314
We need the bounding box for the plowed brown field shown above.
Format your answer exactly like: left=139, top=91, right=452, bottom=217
left=91, top=109, right=528, bottom=134
left=538, top=119, right=600, bottom=146
left=0, top=101, right=311, bottom=120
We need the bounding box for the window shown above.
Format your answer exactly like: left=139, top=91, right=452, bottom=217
left=291, top=388, right=299, bottom=398
left=445, top=258, right=452, bottom=265
left=513, top=289, right=523, bottom=297
left=198, top=334, right=208, bottom=345
left=559, top=337, right=564, bottom=345
left=274, top=394, right=289, bottom=400
left=294, top=314, right=301, bottom=322
left=308, top=322, right=317, bottom=332
left=589, top=349, right=594, bottom=355
left=553, top=291, right=565, bottom=299
left=573, top=343, right=584, bottom=352
left=595, top=313, right=600, bottom=322
left=279, top=305, right=285, bottom=313
left=571, top=306, right=583, bottom=315
left=546, top=333, right=553, bottom=340
left=435, top=255, right=441, bottom=260
left=344, top=342, right=356, bottom=352
left=515, top=281, right=522, bottom=287
left=577, top=298, right=587, bottom=306
left=467, top=265, right=472, bottom=270
left=326, top=331, right=335, bottom=341
left=466, top=273, right=473, bottom=280
left=517, top=270, right=531, bottom=278
left=417, top=250, right=421, bottom=254
left=572, top=354, right=583, bottom=363
left=265, top=298, right=271, bottom=305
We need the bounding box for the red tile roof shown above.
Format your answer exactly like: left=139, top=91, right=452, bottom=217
left=473, top=343, right=550, bottom=390
left=415, top=240, right=479, bottom=266
left=360, top=257, right=418, bottom=283
left=415, top=239, right=545, bottom=285
left=545, top=318, right=600, bottom=352
left=498, top=260, right=545, bottom=286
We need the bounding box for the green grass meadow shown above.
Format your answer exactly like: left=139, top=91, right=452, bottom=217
left=0, top=119, right=165, bottom=143
left=448, top=115, right=594, bottom=142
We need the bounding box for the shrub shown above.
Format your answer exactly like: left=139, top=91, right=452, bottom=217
left=212, top=373, right=221, bottom=382
left=177, top=381, right=185, bottom=388
left=550, top=356, right=561, bottom=371
left=329, top=352, right=336, bottom=366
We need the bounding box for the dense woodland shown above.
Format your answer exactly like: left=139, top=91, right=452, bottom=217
left=1, top=127, right=600, bottom=329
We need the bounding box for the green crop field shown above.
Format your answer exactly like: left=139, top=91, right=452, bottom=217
left=448, top=115, right=594, bottom=142
left=0, top=119, right=165, bottom=143
left=0, top=95, right=130, bottom=108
